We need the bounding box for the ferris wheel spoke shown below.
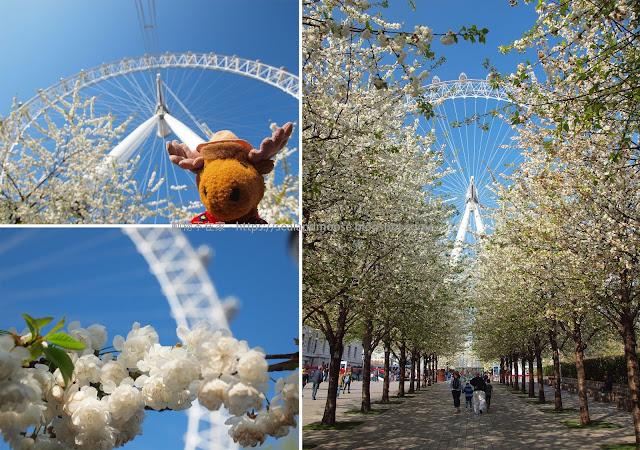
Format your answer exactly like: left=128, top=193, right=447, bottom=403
left=433, top=111, right=465, bottom=192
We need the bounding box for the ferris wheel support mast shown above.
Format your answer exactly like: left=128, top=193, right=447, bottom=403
left=451, top=176, right=485, bottom=261
left=97, top=73, right=207, bottom=176
left=123, top=228, right=239, bottom=450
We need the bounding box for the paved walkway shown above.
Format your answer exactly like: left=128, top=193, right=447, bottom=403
left=302, top=379, right=636, bottom=449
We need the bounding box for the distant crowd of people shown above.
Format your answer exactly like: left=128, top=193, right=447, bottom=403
left=302, top=364, right=393, bottom=400
left=303, top=365, right=356, bottom=400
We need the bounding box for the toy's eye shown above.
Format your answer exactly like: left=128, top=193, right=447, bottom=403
left=239, top=162, right=248, bottom=168
left=203, top=186, right=207, bottom=197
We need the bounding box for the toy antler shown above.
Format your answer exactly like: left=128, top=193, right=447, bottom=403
left=247, top=122, right=294, bottom=163
left=166, top=140, right=204, bottom=174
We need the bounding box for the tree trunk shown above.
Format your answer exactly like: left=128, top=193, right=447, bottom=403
left=430, top=353, right=435, bottom=384
left=435, top=356, right=439, bottom=383
left=381, top=339, right=391, bottom=403
left=549, top=328, right=563, bottom=410
left=318, top=299, right=349, bottom=427
left=513, top=353, right=519, bottom=390
left=360, top=319, right=373, bottom=412
left=574, top=329, right=590, bottom=425
left=422, top=354, right=428, bottom=388
left=509, top=356, right=514, bottom=387
left=500, top=357, right=505, bottom=384
left=527, top=348, right=535, bottom=398
left=620, top=310, right=640, bottom=448
left=521, top=356, right=527, bottom=394
left=321, top=339, right=344, bottom=425
left=534, top=337, right=546, bottom=403
left=397, top=341, right=406, bottom=397
left=408, top=349, right=416, bottom=394
left=416, top=353, right=421, bottom=391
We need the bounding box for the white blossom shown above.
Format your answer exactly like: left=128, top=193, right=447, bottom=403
left=440, top=30, right=455, bottom=45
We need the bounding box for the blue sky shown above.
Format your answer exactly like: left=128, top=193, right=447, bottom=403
left=0, top=227, right=299, bottom=449
left=380, top=0, right=540, bottom=81
left=0, top=0, right=299, bottom=113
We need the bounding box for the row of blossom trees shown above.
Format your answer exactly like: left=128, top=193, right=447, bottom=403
left=471, top=0, right=640, bottom=445
left=302, top=0, right=484, bottom=426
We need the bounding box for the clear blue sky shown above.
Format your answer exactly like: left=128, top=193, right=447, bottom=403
left=0, top=227, right=299, bottom=449
left=380, top=0, right=540, bottom=81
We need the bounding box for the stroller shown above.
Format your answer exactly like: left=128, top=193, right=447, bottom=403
left=473, top=390, right=487, bottom=414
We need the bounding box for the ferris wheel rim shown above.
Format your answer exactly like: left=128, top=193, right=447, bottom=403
left=15, top=52, right=299, bottom=130
left=122, top=227, right=239, bottom=449
left=423, top=77, right=514, bottom=103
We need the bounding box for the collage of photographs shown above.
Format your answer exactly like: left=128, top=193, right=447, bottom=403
left=2, top=0, right=640, bottom=449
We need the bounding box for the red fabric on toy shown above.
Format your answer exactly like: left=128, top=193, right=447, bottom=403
left=190, top=211, right=267, bottom=224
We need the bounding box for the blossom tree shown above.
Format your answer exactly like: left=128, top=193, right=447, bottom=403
left=0, top=90, right=167, bottom=224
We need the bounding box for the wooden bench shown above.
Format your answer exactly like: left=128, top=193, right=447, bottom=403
left=559, top=377, right=631, bottom=412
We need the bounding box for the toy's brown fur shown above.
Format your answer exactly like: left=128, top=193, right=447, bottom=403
left=196, top=153, right=265, bottom=223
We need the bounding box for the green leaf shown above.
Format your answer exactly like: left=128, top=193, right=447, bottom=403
left=28, top=342, right=43, bottom=361
left=43, top=316, right=66, bottom=341
left=0, top=330, right=12, bottom=335
left=47, top=332, right=86, bottom=350
left=21, top=313, right=37, bottom=337
left=42, top=347, right=74, bottom=386
left=33, top=317, right=53, bottom=330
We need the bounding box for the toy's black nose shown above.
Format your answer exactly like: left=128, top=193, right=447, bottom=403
left=229, top=188, right=240, bottom=202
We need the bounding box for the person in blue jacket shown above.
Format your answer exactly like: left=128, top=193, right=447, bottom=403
left=463, top=382, right=474, bottom=412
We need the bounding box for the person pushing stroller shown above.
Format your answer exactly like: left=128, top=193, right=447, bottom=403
left=470, top=372, right=487, bottom=414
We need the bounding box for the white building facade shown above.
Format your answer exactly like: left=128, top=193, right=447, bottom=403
left=302, top=325, right=363, bottom=368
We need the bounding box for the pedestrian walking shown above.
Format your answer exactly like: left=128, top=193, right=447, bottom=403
left=337, top=371, right=345, bottom=398
left=485, top=379, right=493, bottom=410
left=463, top=382, right=474, bottom=412
left=450, top=371, right=463, bottom=413
left=311, top=367, right=323, bottom=401
left=470, top=372, right=487, bottom=414
left=343, top=368, right=352, bottom=394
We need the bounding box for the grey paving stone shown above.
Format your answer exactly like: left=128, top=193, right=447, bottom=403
left=302, top=379, right=636, bottom=449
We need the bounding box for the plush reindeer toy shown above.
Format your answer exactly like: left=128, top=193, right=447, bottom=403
left=166, top=122, right=293, bottom=224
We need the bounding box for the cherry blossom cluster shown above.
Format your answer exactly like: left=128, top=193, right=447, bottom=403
left=0, top=321, right=298, bottom=449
